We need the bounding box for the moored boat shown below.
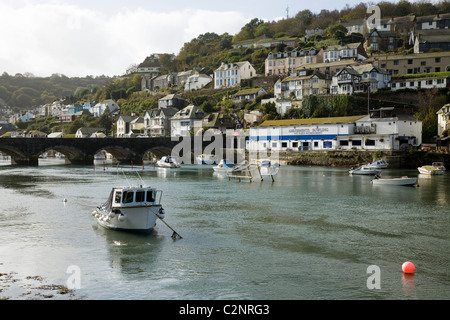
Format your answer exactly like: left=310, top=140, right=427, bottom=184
left=367, top=159, right=389, bottom=169
left=371, top=174, right=418, bottom=186
left=213, top=159, right=235, bottom=173
left=157, top=155, right=180, bottom=168
left=349, top=165, right=381, bottom=175
left=259, top=160, right=279, bottom=177
left=418, top=165, right=444, bottom=175
left=93, top=184, right=165, bottom=233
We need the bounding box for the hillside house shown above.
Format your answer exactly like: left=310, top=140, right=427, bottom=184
left=330, top=64, right=390, bottom=95
left=437, top=103, right=450, bottom=137
left=170, top=105, right=206, bottom=137
left=158, top=94, right=186, bottom=109
left=144, top=107, right=178, bottom=137
left=91, top=100, right=119, bottom=117
left=365, top=29, right=402, bottom=52
left=265, top=48, right=323, bottom=76
left=184, top=73, right=213, bottom=91
left=323, top=43, right=368, bottom=63
left=214, top=61, right=256, bottom=89
left=233, top=88, right=267, bottom=102
left=275, top=70, right=330, bottom=100
left=75, top=127, right=106, bottom=138
left=202, top=112, right=235, bottom=133
left=390, top=72, right=450, bottom=91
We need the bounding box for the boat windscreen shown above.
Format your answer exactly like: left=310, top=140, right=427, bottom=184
left=102, top=189, right=114, bottom=212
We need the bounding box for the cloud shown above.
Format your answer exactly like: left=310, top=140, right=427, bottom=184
left=0, top=3, right=248, bottom=77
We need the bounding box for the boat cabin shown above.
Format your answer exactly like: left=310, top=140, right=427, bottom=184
left=111, top=187, right=161, bottom=207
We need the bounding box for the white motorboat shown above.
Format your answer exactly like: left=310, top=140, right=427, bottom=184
left=213, top=159, right=235, bottom=173
left=367, top=159, right=389, bottom=169
left=196, top=154, right=218, bottom=165
left=371, top=174, right=418, bottom=186
left=259, top=160, right=280, bottom=177
left=157, top=156, right=180, bottom=168
left=349, top=165, right=381, bottom=175
left=93, top=184, right=165, bottom=233
left=418, top=165, right=444, bottom=175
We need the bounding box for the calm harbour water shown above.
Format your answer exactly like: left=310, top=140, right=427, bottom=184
left=0, top=159, right=448, bottom=300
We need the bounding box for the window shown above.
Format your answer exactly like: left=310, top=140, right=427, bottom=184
left=146, top=190, right=155, bottom=202
left=339, top=140, right=349, bottom=146
left=421, top=61, right=426, bottom=66
left=123, top=191, right=134, bottom=204
left=114, top=191, right=122, bottom=204
left=435, top=58, right=441, bottom=63
left=365, top=139, right=376, bottom=146
left=281, top=142, right=287, bottom=148
left=351, top=140, right=362, bottom=146
left=407, top=59, right=413, bottom=64
left=135, top=191, right=145, bottom=202
left=393, top=60, right=399, bottom=65
left=435, top=67, right=441, bottom=72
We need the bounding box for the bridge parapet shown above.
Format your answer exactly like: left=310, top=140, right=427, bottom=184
left=0, top=135, right=232, bottom=166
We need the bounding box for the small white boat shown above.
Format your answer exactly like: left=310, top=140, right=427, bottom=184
left=259, top=160, right=279, bottom=176
left=367, top=159, right=389, bottom=169
left=196, top=154, right=218, bottom=165
left=418, top=165, right=444, bottom=175
left=213, top=159, right=235, bottom=173
left=349, top=165, right=381, bottom=175
left=93, top=184, right=165, bottom=233
left=371, top=174, right=418, bottom=186
left=157, top=156, right=180, bottom=168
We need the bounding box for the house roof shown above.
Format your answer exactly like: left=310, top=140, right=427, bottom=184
left=234, top=88, right=266, bottom=96
left=77, top=127, right=106, bottom=135
left=324, top=42, right=362, bottom=51
left=118, top=115, right=139, bottom=123
left=259, top=115, right=366, bottom=127
left=159, top=94, right=184, bottom=101
left=203, top=113, right=235, bottom=128
left=171, top=105, right=206, bottom=120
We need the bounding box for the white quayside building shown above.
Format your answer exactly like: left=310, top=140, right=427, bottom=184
left=247, top=108, right=422, bottom=152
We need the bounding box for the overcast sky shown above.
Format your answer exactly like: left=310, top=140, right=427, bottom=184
left=1, top=0, right=409, bottom=78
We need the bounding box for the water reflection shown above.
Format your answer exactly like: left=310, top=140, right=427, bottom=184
left=93, top=225, right=164, bottom=275
left=401, top=273, right=416, bottom=298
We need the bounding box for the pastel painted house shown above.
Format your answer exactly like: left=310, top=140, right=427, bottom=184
left=214, top=61, right=256, bottom=89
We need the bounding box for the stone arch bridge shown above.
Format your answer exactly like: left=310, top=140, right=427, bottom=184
left=0, top=136, right=230, bottom=166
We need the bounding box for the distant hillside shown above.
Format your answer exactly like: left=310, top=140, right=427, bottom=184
left=0, top=73, right=110, bottom=110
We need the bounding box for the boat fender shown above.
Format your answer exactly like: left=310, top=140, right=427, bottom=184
left=118, top=213, right=126, bottom=222
left=109, top=212, right=116, bottom=218
left=158, top=207, right=165, bottom=218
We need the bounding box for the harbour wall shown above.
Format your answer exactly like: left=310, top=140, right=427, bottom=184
left=276, top=150, right=450, bottom=169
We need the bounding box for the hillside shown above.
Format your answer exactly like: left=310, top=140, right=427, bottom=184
left=0, top=73, right=109, bottom=111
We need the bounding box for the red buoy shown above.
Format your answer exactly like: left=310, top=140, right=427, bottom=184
left=402, top=261, right=415, bottom=274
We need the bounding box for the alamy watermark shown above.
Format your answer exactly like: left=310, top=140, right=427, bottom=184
left=367, top=265, right=381, bottom=290
left=366, top=5, right=381, bottom=30
left=66, top=265, right=81, bottom=290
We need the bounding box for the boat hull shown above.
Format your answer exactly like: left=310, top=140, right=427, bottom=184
left=94, top=205, right=162, bottom=233
left=418, top=166, right=444, bottom=175
left=349, top=169, right=381, bottom=175
left=372, top=177, right=418, bottom=186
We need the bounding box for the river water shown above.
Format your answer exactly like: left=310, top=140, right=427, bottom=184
left=0, top=160, right=448, bottom=300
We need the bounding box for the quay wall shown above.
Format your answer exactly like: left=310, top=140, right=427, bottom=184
left=277, top=150, right=450, bottom=169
